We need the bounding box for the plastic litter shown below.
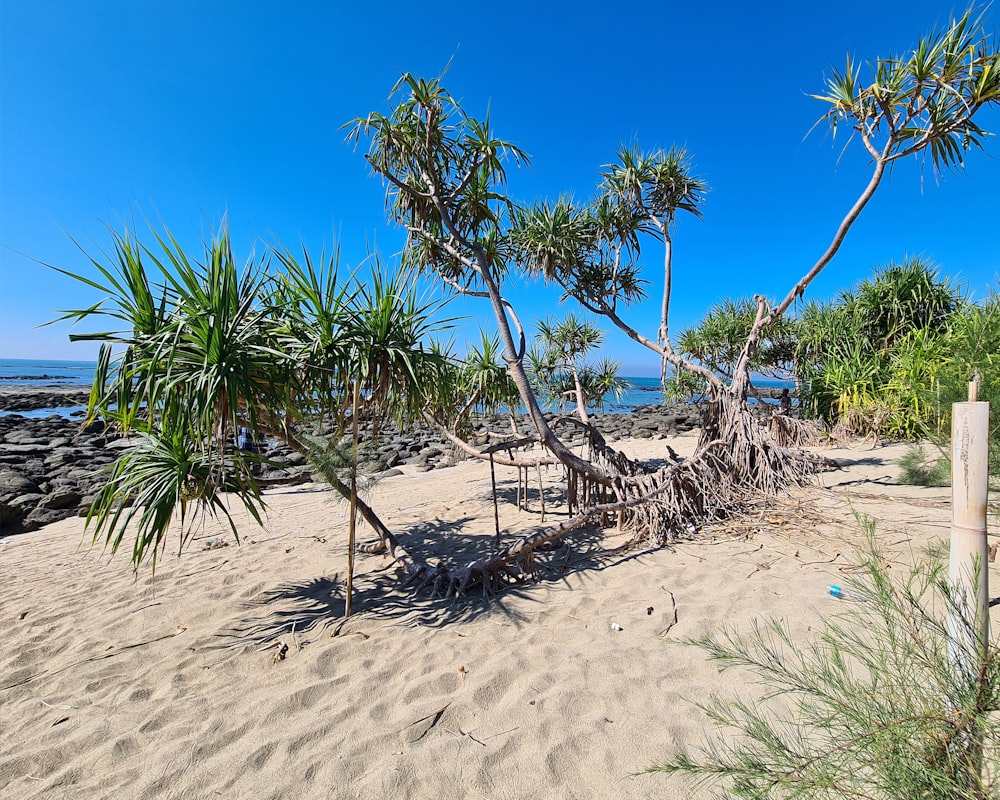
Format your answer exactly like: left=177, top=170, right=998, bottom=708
left=828, top=585, right=868, bottom=603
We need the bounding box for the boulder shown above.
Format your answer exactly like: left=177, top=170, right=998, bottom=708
left=0, top=470, right=40, bottom=496
left=39, top=490, right=83, bottom=511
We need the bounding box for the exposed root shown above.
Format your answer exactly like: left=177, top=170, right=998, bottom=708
left=355, top=392, right=837, bottom=600
left=766, top=412, right=822, bottom=448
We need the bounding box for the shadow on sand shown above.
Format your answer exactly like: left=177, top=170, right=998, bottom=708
left=206, top=511, right=654, bottom=649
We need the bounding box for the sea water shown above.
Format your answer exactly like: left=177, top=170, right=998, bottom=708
left=0, top=358, right=96, bottom=387
left=0, top=358, right=95, bottom=418
left=0, top=359, right=793, bottom=417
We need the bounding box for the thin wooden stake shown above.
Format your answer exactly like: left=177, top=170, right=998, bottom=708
left=537, top=462, right=546, bottom=522
left=346, top=380, right=360, bottom=619
left=490, top=453, right=501, bottom=549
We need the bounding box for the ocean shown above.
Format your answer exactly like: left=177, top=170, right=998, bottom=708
left=0, top=358, right=791, bottom=417
left=0, top=358, right=98, bottom=387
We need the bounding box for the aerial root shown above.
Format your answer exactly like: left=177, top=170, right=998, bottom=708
left=355, top=395, right=832, bottom=598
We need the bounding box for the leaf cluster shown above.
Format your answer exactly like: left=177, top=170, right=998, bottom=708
left=347, top=73, right=528, bottom=289
left=796, top=257, right=967, bottom=439
left=677, top=298, right=797, bottom=385
left=526, top=313, right=629, bottom=413
left=54, top=221, right=454, bottom=568
left=814, top=7, right=1000, bottom=174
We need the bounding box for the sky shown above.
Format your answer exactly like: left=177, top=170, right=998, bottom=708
left=2, top=1, right=998, bottom=377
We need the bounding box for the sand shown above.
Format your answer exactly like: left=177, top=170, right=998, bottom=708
left=0, top=434, right=993, bottom=799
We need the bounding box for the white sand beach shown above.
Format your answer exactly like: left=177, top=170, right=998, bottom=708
left=0, top=434, right=993, bottom=799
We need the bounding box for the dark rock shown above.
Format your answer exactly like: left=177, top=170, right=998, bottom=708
left=0, top=499, right=22, bottom=528
left=23, top=506, right=74, bottom=530
left=39, top=490, right=83, bottom=511
left=9, top=493, right=45, bottom=510
left=0, top=442, right=51, bottom=455
left=0, top=392, right=89, bottom=412
left=0, top=470, right=40, bottom=495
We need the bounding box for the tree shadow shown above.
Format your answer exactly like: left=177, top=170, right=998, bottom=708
left=832, top=455, right=893, bottom=468
left=207, top=512, right=623, bottom=649
left=486, top=484, right=569, bottom=513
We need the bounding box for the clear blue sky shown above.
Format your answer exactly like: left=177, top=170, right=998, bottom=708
left=2, top=1, right=998, bottom=376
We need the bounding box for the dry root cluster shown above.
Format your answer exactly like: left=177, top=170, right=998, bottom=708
left=363, top=395, right=829, bottom=598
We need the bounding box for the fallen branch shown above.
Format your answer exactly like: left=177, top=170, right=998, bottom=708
left=402, top=703, right=450, bottom=742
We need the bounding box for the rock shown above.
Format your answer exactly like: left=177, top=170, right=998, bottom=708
left=0, top=500, right=22, bottom=528
left=0, top=442, right=50, bottom=456
left=0, top=470, right=40, bottom=496
left=39, top=490, right=83, bottom=510
left=0, top=391, right=89, bottom=412
left=23, top=506, right=74, bottom=530
left=0, top=388, right=709, bottom=533
left=9, top=493, right=45, bottom=510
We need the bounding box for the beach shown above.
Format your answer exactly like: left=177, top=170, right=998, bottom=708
left=1, top=431, right=987, bottom=800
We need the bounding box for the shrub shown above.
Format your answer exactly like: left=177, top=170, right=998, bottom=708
left=650, top=518, right=1000, bottom=799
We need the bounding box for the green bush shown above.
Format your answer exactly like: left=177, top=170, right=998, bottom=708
left=651, top=518, right=1000, bottom=799
left=898, top=443, right=951, bottom=487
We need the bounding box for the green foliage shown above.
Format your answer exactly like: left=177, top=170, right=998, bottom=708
left=299, top=433, right=379, bottom=497
left=527, top=313, right=630, bottom=415
left=898, top=443, right=951, bottom=487
left=443, top=329, right=522, bottom=434
left=55, top=220, right=452, bottom=568
left=87, top=429, right=264, bottom=571
left=923, top=291, right=1000, bottom=475
left=662, top=366, right=708, bottom=404
left=347, top=72, right=528, bottom=287
left=513, top=144, right=705, bottom=330
left=813, top=7, right=1000, bottom=176
left=796, top=258, right=965, bottom=439
left=842, top=258, right=960, bottom=352
left=678, top=298, right=797, bottom=383
left=652, top=518, right=1000, bottom=798
left=599, top=143, right=707, bottom=231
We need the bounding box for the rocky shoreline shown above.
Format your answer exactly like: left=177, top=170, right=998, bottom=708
left=0, top=393, right=710, bottom=534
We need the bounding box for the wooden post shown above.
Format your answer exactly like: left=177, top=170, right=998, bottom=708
left=948, top=400, right=990, bottom=664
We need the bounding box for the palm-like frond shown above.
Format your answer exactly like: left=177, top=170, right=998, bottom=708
left=52, top=219, right=455, bottom=569
left=87, top=428, right=264, bottom=571
left=813, top=8, right=1000, bottom=174
left=600, top=143, right=707, bottom=231
left=347, top=71, right=529, bottom=285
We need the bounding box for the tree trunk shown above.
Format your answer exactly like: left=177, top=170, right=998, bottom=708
left=659, top=228, right=674, bottom=387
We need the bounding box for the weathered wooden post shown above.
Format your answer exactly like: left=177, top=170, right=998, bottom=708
left=948, top=394, right=990, bottom=665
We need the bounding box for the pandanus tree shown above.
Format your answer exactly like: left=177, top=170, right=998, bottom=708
left=55, top=223, right=452, bottom=584
left=345, top=6, right=1000, bottom=591
left=529, top=313, right=628, bottom=423
left=514, top=6, right=1000, bottom=486
left=55, top=8, right=1000, bottom=600
left=599, top=144, right=707, bottom=386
